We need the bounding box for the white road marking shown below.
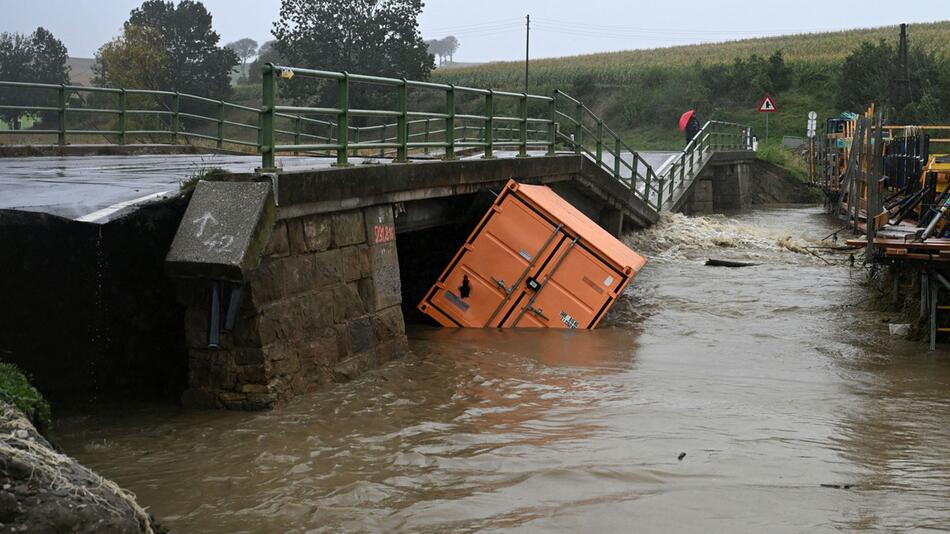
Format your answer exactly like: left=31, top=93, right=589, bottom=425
left=75, top=190, right=172, bottom=223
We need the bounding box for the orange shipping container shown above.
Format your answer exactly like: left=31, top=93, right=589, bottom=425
left=418, top=180, right=647, bottom=329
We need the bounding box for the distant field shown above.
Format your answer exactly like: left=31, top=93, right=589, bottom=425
left=432, top=21, right=950, bottom=150
left=434, top=21, right=950, bottom=88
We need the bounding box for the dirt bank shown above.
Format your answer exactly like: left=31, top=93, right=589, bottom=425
left=0, top=401, right=155, bottom=533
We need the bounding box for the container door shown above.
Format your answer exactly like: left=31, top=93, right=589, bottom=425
left=505, top=242, right=625, bottom=329
left=424, top=193, right=561, bottom=327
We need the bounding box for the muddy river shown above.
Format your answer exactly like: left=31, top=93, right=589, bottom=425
left=57, top=207, right=950, bottom=533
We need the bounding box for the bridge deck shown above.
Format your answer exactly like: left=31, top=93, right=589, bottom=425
left=1, top=151, right=678, bottom=223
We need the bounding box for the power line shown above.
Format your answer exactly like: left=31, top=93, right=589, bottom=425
left=423, top=25, right=524, bottom=40
left=532, top=17, right=824, bottom=36
left=420, top=18, right=522, bottom=33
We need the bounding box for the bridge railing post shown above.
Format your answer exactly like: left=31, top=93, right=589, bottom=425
left=613, top=138, right=621, bottom=178
left=57, top=84, right=67, bottom=146
left=655, top=171, right=664, bottom=210
left=293, top=115, right=301, bottom=155
left=424, top=118, right=431, bottom=155
left=573, top=102, right=583, bottom=154
left=260, top=65, right=276, bottom=170
left=172, top=91, right=180, bottom=145
left=396, top=78, right=408, bottom=162
left=632, top=156, right=639, bottom=196
left=216, top=100, right=224, bottom=150
left=379, top=124, right=386, bottom=158
left=519, top=93, right=528, bottom=157
left=335, top=73, right=349, bottom=166
left=546, top=95, right=556, bottom=156
left=595, top=120, right=603, bottom=166
left=444, top=84, right=456, bottom=160
left=118, top=89, right=127, bottom=146
left=484, top=90, right=494, bottom=159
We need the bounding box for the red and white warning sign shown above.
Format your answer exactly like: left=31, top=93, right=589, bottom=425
left=757, top=93, right=778, bottom=112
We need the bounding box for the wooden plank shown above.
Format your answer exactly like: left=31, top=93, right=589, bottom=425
left=864, top=238, right=950, bottom=251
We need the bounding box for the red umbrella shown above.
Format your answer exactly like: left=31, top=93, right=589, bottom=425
left=678, top=110, right=695, bottom=132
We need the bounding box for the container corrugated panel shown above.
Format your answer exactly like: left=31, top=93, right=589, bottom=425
left=418, top=179, right=647, bottom=329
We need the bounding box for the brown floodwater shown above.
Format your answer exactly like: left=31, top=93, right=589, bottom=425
left=56, top=207, right=950, bottom=533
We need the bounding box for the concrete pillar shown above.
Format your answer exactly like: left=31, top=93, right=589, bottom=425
left=600, top=207, right=624, bottom=237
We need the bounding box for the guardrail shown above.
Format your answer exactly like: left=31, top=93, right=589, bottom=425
left=260, top=63, right=556, bottom=169
left=1, top=68, right=752, bottom=214
left=655, top=120, right=753, bottom=210
left=0, top=80, right=334, bottom=151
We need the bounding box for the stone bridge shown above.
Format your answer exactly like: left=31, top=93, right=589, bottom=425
left=0, top=69, right=759, bottom=409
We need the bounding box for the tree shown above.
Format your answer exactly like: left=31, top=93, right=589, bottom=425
left=247, top=40, right=283, bottom=83
left=98, top=0, right=238, bottom=99
left=0, top=27, right=70, bottom=129
left=93, top=25, right=169, bottom=90
left=425, top=39, right=445, bottom=66
left=425, top=36, right=459, bottom=66
left=273, top=0, right=434, bottom=109
left=441, top=36, right=459, bottom=64
left=226, top=37, right=258, bottom=76
left=837, top=40, right=896, bottom=113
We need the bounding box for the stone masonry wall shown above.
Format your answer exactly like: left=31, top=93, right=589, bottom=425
left=178, top=204, right=408, bottom=410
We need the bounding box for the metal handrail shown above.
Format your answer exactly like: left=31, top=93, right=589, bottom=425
left=260, top=63, right=556, bottom=168
left=2, top=70, right=751, bottom=216
left=0, top=79, right=317, bottom=151
left=653, top=120, right=754, bottom=210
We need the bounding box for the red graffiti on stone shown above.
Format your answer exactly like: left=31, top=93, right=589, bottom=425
left=374, top=224, right=395, bottom=243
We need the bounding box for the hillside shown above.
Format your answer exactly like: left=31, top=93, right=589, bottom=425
left=66, top=57, right=95, bottom=86
left=432, top=21, right=950, bottom=150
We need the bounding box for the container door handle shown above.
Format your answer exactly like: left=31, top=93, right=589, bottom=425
left=527, top=305, right=549, bottom=321
left=491, top=276, right=513, bottom=294
left=484, top=223, right=564, bottom=327
left=511, top=237, right=579, bottom=326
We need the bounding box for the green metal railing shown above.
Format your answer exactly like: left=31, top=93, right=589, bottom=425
left=259, top=63, right=556, bottom=170
left=2, top=68, right=752, bottom=214
left=0, top=80, right=332, bottom=152
left=551, top=90, right=667, bottom=210
left=655, top=120, right=752, bottom=209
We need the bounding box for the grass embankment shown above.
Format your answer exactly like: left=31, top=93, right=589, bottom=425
left=433, top=21, right=950, bottom=150
left=0, top=362, right=52, bottom=436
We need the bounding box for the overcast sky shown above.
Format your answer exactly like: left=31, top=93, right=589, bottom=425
left=4, top=0, right=948, bottom=62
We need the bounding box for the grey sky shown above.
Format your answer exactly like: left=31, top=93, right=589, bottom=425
left=3, top=0, right=948, bottom=62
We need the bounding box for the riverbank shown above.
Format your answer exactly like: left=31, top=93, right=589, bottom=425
left=0, top=365, right=156, bottom=533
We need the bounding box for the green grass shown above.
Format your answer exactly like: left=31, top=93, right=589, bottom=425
left=180, top=166, right=230, bottom=193
left=0, top=115, right=39, bottom=130
left=0, top=362, right=52, bottom=436
left=757, top=144, right=809, bottom=182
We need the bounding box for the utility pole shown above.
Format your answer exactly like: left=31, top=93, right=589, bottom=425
left=897, top=23, right=910, bottom=112
left=525, top=14, right=530, bottom=92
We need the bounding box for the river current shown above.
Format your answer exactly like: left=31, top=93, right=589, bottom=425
left=57, top=207, right=950, bottom=533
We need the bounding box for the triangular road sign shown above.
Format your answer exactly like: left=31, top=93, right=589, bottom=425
left=758, top=93, right=778, bottom=112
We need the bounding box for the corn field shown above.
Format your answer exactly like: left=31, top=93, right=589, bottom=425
left=434, top=21, right=950, bottom=90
